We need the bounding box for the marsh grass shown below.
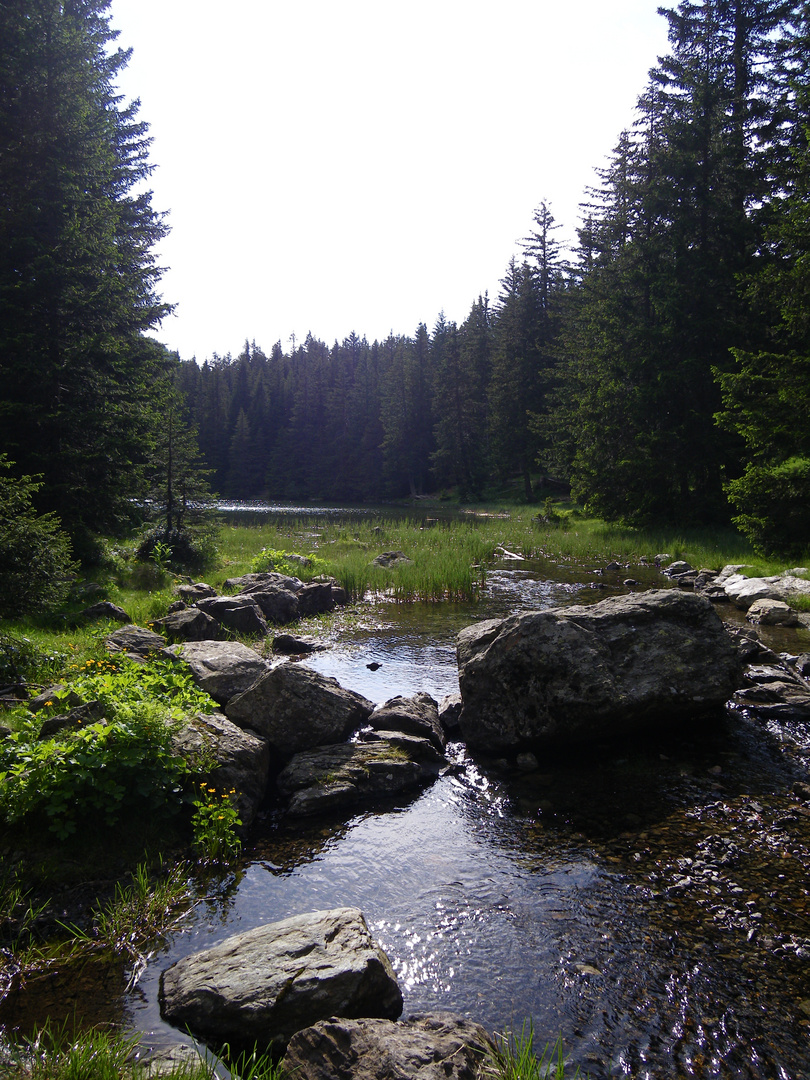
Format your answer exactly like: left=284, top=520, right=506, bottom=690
left=486, top=1025, right=582, bottom=1080
left=0, top=1025, right=284, bottom=1080
left=1, top=862, right=193, bottom=999
left=209, top=512, right=773, bottom=604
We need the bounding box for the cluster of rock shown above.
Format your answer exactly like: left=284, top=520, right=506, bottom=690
left=662, top=561, right=810, bottom=623
left=155, top=906, right=494, bottom=1077
left=155, top=572, right=348, bottom=641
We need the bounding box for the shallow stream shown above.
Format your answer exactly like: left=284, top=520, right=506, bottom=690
left=7, top=522, right=810, bottom=1079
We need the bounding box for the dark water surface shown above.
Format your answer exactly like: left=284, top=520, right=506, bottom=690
left=7, top=539, right=810, bottom=1079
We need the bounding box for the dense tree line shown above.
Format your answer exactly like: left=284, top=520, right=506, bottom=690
left=1, top=0, right=808, bottom=564
left=176, top=0, right=810, bottom=557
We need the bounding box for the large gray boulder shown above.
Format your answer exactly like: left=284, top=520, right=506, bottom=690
left=158, top=908, right=402, bottom=1055
left=171, top=711, right=270, bottom=828
left=457, top=589, right=743, bottom=752
left=225, top=664, right=374, bottom=757
left=276, top=734, right=444, bottom=817
left=368, top=692, right=446, bottom=752
left=281, top=1013, right=495, bottom=1080
left=246, top=586, right=300, bottom=625
left=163, top=641, right=270, bottom=706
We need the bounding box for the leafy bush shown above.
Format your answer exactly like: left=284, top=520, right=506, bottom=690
left=0, top=657, right=217, bottom=839
left=0, top=703, right=189, bottom=839
left=137, top=526, right=218, bottom=571
left=0, top=457, right=78, bottom=618
left=50, top=655, right=217, bottom=720
left=250, top=546, right=326, bottom=577
left=725, top=456, right=810, bottom=558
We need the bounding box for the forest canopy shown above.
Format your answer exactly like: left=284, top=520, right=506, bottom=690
left=1, top=0, right=809, bottom=559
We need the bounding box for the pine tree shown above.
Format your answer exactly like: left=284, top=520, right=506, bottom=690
left=0, top=0, right=171, bottom=552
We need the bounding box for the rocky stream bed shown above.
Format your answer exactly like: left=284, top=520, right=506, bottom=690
left=4, top=554, right=810, bottom=1079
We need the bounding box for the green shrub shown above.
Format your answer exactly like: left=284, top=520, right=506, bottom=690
left=136, top=526, right=218, bottom=571
left=725, top=456, right=810, bottom=559
left=0, top=702, right=189, bottom=839
left=0, top=457, right=78, bottom=618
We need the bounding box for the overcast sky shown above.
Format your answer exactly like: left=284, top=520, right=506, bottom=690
left=110, top=1, right=671, bottom=362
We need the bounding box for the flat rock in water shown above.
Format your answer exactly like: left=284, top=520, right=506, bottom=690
left=273, top=633, right=322, bottom=654
left=457, top=589, right=743, bottom=752
left=225, top=663, right=374, bottom=757
left=171, top=711, right=270, bottom=828
left=276, top=735, right=444, bottom=817
left=158, top=907, right=402, bottom=1055
left=163, top=641, right=269, bottom=705
left=281, top=1013, right=496, bottom=1080
left=746, top=598, right=800, bottom=627
left=368, top=692, right=446, bottom=752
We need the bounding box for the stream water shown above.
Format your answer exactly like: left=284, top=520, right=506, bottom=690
left=7, top=510, right=810, bottom=1079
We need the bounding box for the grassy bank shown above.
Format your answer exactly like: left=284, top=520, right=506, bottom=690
left=210, top=506, right=785, bottom=602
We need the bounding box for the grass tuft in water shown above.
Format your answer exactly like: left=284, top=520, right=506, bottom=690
left=486, top=1025, right=582, bottom=1080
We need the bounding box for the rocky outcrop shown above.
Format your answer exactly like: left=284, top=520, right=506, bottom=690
left=457, top=590, right=743, bottom=752
left=171, top=711, right=270, bottom=828
left=368, top=692, right=446, bottom=752
left=163, top=641, right=270, bottom=706
left=194, top=596, right=269, bottom=637
left=276, top=734, right=445, bottom=816
left=158, top=908, right=402, bottom=1055
left=176, top=582, right=218, bottom=603
left=715, top=567, right=810, bottom=610
left=152, top=607, right=220, bottom=642
left=281, top=1013, right=496, bottom=1080
left=224, top=664, right=374, bottom=757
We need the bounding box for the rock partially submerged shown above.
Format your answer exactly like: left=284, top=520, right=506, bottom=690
left=368, top=692, right=446, bottom=752
left=224, top=663, right=374, bottom=757
left=281, top=1013, right=495, bottom=1080
left=276, top=735, right=444, bottom=816
left=159, top=907, right=402, bottom=1055
left=457, top=590, right=742, bottom=752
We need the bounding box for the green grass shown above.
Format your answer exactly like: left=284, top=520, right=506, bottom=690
left=0, top=1025, right=283, bottom=1079
left=211, top=510, right=776, bottom=603
left=0, top=862, right=193, bottom=1001
left=486, top=1025, right=582, bottom=1080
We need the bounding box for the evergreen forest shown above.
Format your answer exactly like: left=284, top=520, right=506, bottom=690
left=2, top=0, right=810, bottom=561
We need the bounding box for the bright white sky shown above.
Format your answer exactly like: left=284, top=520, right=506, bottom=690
left=110, top=1, right=670, bottom=362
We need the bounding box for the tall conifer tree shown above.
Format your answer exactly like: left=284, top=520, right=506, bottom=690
left=0, top=0, right=171, bottom=550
